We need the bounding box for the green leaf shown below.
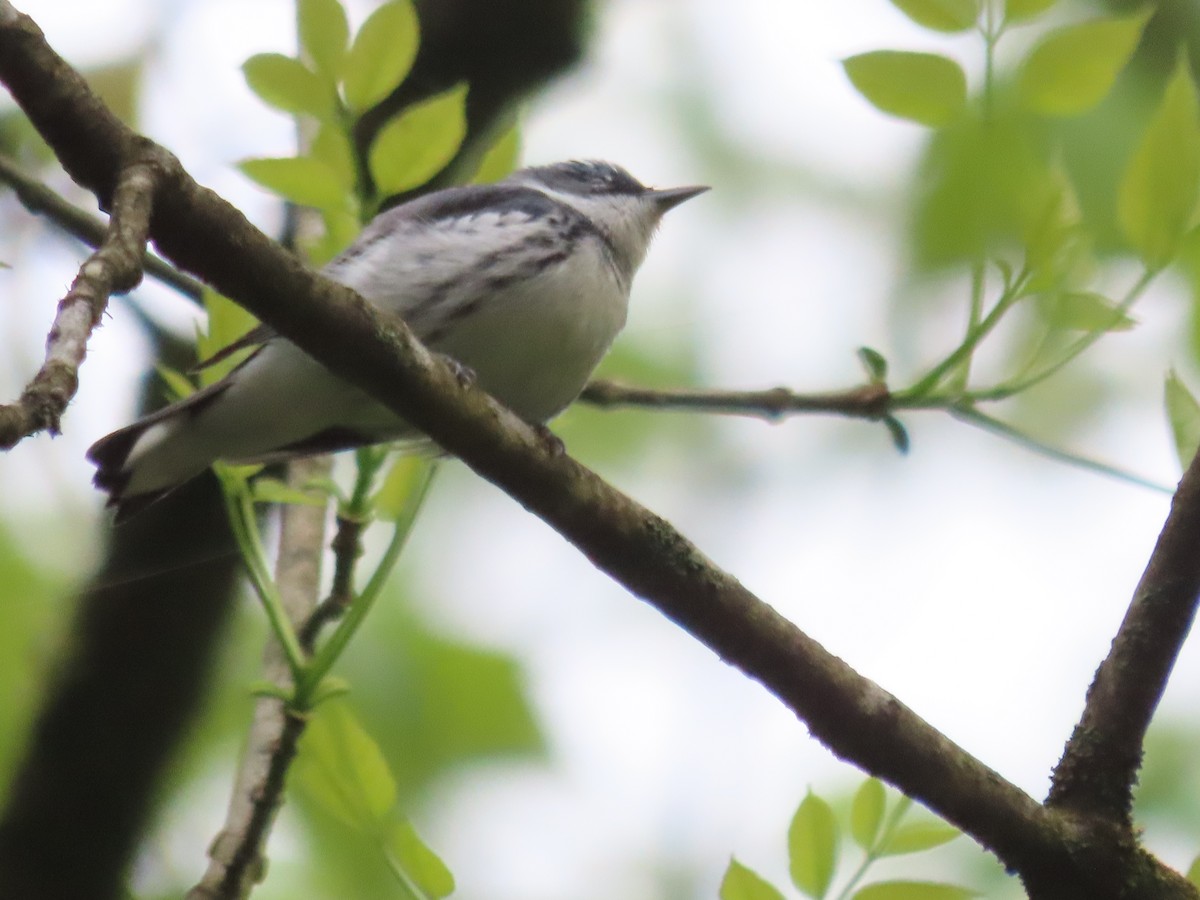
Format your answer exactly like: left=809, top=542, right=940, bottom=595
left=913, top=107, right=1053, bottom=267
left=884, top=416, right=910, bottom=454
left=299, top=0, right=349, bottom=80
left=309, top=676, right=352, bottom=707
left=1165, top=371, right=1200, bottom=469
left=310, top=207, right=363, bottom=265
left=310, top=124, right=357, bottom=192
left=879, top=820, right=961, bottom=855
left=850, top=778, right=887, bottom=851
left=788, top=792, right=839, bottom=899
left=720, top=859, right=787, bottom=900
left=1005, top=0, right=1057, bottom=24
left=369, top=83, right=468, bottom=195
left=889, top=0, right=977, bottom=33
left=1118, top=56, right=1200, bottom=270
left=342, top=0, right=419, bottom=112
left=197, top=289, right=259, bottom=385
left=242, top=53, right=334, bottom=120
left=857, top=347, right=889, bottom=383
left=239, top=156, right=350, bottom=211
left=250, top=477, right=327, bottom=507
left=1017, top=13, right=1150, bottom=116
left=385, top=819, right=455, bottom=898
left=1037, top=291, right=1136, bottom=332
left=371, top=456, right=430, bottom=521
left=155, top=364, right=195, bottom=402
left=1023, top=166, right=1084, bottom=282
left=473, top=123, right=522, bottom=184
left=843, top=51, right=966, bottom=127
left=296, top=700, right=398, bottom=833
left=218, top=462, right=265, bottom=485
left=853, top=882, right=977, bottom=900
left=248, top=680, right=294, bottom=702
left=1186, top=853, right=1200, bottom=887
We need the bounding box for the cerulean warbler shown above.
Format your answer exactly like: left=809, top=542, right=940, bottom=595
left=89, top=160, right=707, bottom=520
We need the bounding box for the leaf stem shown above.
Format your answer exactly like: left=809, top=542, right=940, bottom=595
left=897, top=266, right=1030, bottom=401
left=301, top=461, right=437, bottom=697
left=833, top=794, right=914, bottom=900
left=217, top=467, right=309, bottom=688
left=950, top=404, right=1173, bottom=493
left=964, top=266, right=1155, bottom=402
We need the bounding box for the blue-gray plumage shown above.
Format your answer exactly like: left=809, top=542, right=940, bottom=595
left=88, top=161, right=707, bottom=520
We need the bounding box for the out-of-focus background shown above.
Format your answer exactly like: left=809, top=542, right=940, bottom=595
left=2, top=1, right=1200, bottom=898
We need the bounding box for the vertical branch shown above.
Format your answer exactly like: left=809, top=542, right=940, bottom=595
left=1049, top=445, right=1200, bottom=821
left=188, top=457, right=331, bottom=900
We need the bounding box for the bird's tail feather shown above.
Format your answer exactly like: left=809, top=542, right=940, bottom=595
left=87, top=381, right=233, bottom=521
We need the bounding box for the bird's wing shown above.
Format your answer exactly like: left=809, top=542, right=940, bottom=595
left=323, top=183, right=595, bottom=334
left=189, top=184, right=591, bottom=365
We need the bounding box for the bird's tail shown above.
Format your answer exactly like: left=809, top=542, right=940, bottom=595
left=87, top=381, right=233, bottom=522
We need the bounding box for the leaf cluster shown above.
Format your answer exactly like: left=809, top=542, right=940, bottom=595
left=840, top=1, right=1200, bottom=474
left=720, top=780, right=970, bottom=900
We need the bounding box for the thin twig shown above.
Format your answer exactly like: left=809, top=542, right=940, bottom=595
left=189, top=457, right=331, bottom=900
left=0, top=148, right=163, bottom=449
left=0, top=152, right=203, bottom=300
left=302, top=462, right=437, bottom=695
left=579, top=379, right=891, bottom=420
left=300, top=448, right=388, bottom=651
left=300, top=513, right=365, bottom=651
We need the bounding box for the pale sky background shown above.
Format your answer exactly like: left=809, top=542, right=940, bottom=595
left=2, top=1, right=1198, bottom=898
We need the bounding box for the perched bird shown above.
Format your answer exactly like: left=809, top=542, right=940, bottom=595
left=88, top=160, right=707, bottom=521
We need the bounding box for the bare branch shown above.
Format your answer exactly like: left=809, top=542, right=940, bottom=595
left=583, top=380, right=1171, bottom=494
left=0, top=148, right=164, bottom=449
left=0, top=154, right=204, bottom=300
left=189, top=457, right=330, bottom=900
left=1048, top=444, right=1200, bottom=821
left=580, top=379, right=891, bottom=421
left=300, top=513, right=365, bottom=650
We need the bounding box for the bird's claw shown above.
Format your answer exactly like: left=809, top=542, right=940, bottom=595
left=439, top=354, right=477, bottom=388
left=532, top=423, right=565, bottom=457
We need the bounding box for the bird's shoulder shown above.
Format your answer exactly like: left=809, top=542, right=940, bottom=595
left=333, top=183, right=598, bottom=267
left=385, top=181, right=583, bottom=229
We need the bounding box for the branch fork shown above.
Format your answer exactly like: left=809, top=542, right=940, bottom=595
left=0, top=143, right=172, bottom=448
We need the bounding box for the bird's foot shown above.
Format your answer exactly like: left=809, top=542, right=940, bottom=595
left=439, top=354, right=476, bottom=388
left=532, top=423, right=565, bottom=457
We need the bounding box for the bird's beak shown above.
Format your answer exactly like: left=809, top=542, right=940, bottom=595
left=649, top=184, right=710, bottom=213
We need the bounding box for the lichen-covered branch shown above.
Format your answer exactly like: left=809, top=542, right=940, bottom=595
left=0, top=148, right=164, bottom=449
left=0, top=153, right=204, bottom=299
